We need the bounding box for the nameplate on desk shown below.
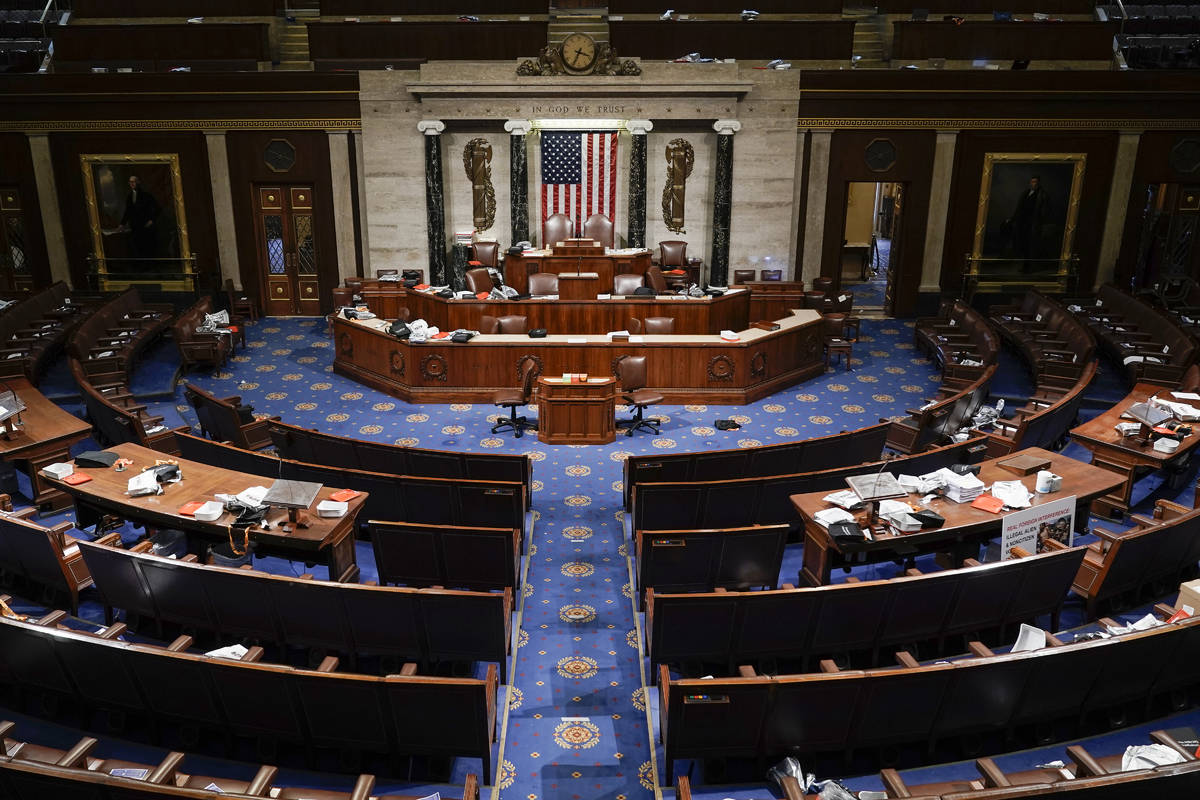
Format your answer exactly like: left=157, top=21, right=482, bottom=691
left=560, top=272, right=599, bottom=279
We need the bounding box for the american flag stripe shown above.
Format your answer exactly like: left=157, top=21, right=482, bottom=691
left=541, top=130, right=618, bottom=238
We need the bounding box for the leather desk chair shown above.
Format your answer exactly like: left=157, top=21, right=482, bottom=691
left=823, top=313, right=852, bottom=371
left=529, top=273, right=559, bottom=296
left=643, top=316, right=675, bottom=334
left=479, top=316, right=499, bottom=334
left=344, top=277, right=364, bottom=294
left=614, top=274, right=644, bottom=295
left=616, top=355, right=664, bottom=436
left=491, top=358, right=539, bottom=438
left=658, top=240, right=687, bottom=267
left=583, top=213, right=614, bottom=249
left=760, top=269, right=782, bottom=281
left=804, top=290, right=828, bottom=311
left=645, top=266, right=671, bottom=294
left=328, top=287, right=354, bottom=336
left=626, top=318, right=642, bottom=334
left=544, top=213, right=572, bottom=247
left=496, top=315, right=528, bottom=334
left=224, top=279, right=257, bottom=322
left=812, top=276, right=835, bottom=294
left=732, top=269, right=756, bottom=285
left=464, top=268, right=495, bottom=295
left=470, top=241, right=500, bottom=268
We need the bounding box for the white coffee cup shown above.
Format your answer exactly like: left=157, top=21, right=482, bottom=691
left=1035, top=470, right=1061, bottom=493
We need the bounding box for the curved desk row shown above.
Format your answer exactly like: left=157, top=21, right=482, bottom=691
left=332, top=309, right=825, bottom=404
left=354, top=283, right=752, bottom=335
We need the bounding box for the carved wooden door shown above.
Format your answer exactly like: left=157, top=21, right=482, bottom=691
left=253, top=185, right=320, bottom=316
left=0, top=188, right=33, bottom=294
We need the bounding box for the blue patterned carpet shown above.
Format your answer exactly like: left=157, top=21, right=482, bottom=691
left=5, top=314, right=1196, bottom=800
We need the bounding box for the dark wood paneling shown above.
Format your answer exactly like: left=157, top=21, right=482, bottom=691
left=73, top=0, right=282, bottom=16
left=48, top=132, right=219, bottom=293
left=1116, top=131, right=1200, bottom=287
left=609, top=20, right=855, bottom=60
left=0, top=133, right=51, bottom=290
left=821, top=130, right=936, bottom=317
left=308, top=21, right=547, bottom=61
left=879, top=0, right=1094, bottom=12
left=941, top=131, right=1119, bottom=295
left=323, top=0, right=546, bottom=12
left=227, top=131, right=339, bottom=314
left=52, top=24, right=270, bottom=71
left=892, top=20, right=1118, bottom=61
left=796, top=71, right=1200, bottom=123
left=0, top=73, right=359, bottom=125
left=609, top=0, right=841, bottom=11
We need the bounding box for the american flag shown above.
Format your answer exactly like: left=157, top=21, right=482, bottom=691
left=540, top=130, right=618, bottom=238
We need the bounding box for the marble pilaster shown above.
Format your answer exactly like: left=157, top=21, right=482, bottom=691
left=418, top=119, right=447, bottom=284
left=625, top=119, right=653, bottom=249
left=1096, top=130, right=1142, bottom=290
left=505, top=119, right=531, bottom=246
left=204, top=131, right=240, bottom=288
left=26, top=134, right=70, bottom=287
left=353, top=131, right=370, bottom=275
left=801, top=130, right=832, bottom=285
left=709, top=119, right=741, bottom=286
left=327, top=130, right=358, bottom=284
left=920, top=131, right=958, bottom=294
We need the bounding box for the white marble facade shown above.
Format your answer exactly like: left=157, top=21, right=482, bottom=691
left=359, top=62, right=802, bottom=280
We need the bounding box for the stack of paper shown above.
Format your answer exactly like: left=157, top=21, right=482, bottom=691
left=940, top=469, right=984, bottom=503
left=813, top=507, right=856, bottom=529
left=991, top=480, right=1032, bottom=509
left=822, top=489, right=864, bottom=510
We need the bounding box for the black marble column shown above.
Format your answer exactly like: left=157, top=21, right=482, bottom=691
left=709, top=125, right=737, bottom=286
left=626, top=124, right=651, bottom=249
left=420, top=121, right=447, bottom=285
left=507, top=121, right=530, bottom=246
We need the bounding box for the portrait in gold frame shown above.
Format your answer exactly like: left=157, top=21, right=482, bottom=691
left=81, top=153, right=192, bottom=291
left=971, top=152, right=1086, bottom=264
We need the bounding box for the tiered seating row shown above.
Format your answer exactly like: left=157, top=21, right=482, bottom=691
left=0, top=281, right=99, bottom=384
left=915, top=299, right=1000, bottom=372
left=0, top=612, right=497, bottom=775
left=68, top=287, right=173, bottom=385
left=659, top=612, right=1200, bottom=781
left=886, top=362, right=996, bottom=454
left=630, top=436, right=985, bottom=532
left=0, top=500, right=103, bottom=615
left=0, top=719, right=481, bottom=799
left=71, top=358, right=185, bottom=454
left=368, top=521, right=521, bottom=592
left=646, top=545, right=1086, bottom=672
left=1073, top=283, right=1197, bottom=384
left=270, top=420, right=532, bottom=507
left=989, top=289, right=1097, bottom=385
left=173, top=433, right=527, bottom=540
left=78, top=537, right=512, bottom=681
left=184, top=383, right=275, bottom=450
left=985, top=359, right=1096, bottom=456
left=621, top=421, right=891, bottom=510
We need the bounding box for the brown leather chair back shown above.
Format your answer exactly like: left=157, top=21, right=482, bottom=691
left=760, top=269, right=782, bottom=281
left=544, top=213, right=572, bottom=247
left=804, top=290, right=827, bottom=310
left=583, top=213, right=614, bottom=249
left=614, top=274, right=644, bottom=295
left=528, top=273, right=559, bottom=296
left=479, top=316, right=500, bottom=334
left=496, top=315, right=528, bottom=334
left=464, top=268, right=494, bottom=294
left=732, top=269, right=756, bottom=285
left=646, top=266, right=668, bottom=294
left=822, top=313, right=846, bottom=339
left=520, top=357, right=539, bottom=398
left=617, top=354, right=649, bottom=392
left=332, top=287, right=354, bottom=308
left=471, top=241, right=500, bottom=268
left=626, top=318, right=643, bottom=335
left=659, top=240, right=687, bottom=267
left=345, top=278, right=364, bottom=293
left=1181, top=363, right=1200, bottom=392
left=644, top=316, right=675, bottom=334
left=813, top=276, right=835, bottom=293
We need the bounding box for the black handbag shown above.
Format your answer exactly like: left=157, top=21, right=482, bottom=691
left=451, top=331, right=475, bottom=343
left=829, top=520, right=867, bottom=543
left=389, top=320, right=411, bottom=339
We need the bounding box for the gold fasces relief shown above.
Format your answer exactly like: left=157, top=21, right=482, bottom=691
left=662, top=138, right=694, bottom=235
left=462, top=138, right=496, bottom=233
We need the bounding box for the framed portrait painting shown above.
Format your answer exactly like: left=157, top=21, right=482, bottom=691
left=971, top=153, right=1086, bottom=267
left=81, top=153, right=193, bottom=291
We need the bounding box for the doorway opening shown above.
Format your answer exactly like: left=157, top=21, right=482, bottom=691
left=1131, top=182, right=1200, bottom=292
left=841, top=181, right=903, bottom=315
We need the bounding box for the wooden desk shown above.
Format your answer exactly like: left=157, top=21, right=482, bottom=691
left=537, top=376, right=616, bottom=445
left=44, top=443, right=366, bottom=582
left=505, top=249, right=652, bottom=297
left=333, top=308, right=824, bottom=405
left=0, top=377, right=90, bottom=511
left=1069, top=383, right=1200, bottom=517
left=790, top=447, right=1124, bottom=586
left=733, top=281, right=806, bottom=323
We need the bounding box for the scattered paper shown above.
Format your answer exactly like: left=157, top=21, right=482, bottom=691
left=822, top=490, right=863, bottom=510
left=1122, top=744, right=1186, bottom=771
left=1106, top=613, right=1161, bottom=635
left=235, top=486, right=270, bottom=508
left=126, top=470, right=160, bottom=498
left=205, top=643, right=249, bottom=660
left=813, top=507, right=856, bottom=529
left=1172, top=391, right=1200, bottom=401
left=110, top=768, right=150, bottom=779
left=991, top=480, right=1033, bottom=509
left=1012, top=623, right=1047, bottom=652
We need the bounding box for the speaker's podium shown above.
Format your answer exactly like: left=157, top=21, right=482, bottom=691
left=537, top=375, right=616, bottom=445
left=506, top=240, right=652, bottom=300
